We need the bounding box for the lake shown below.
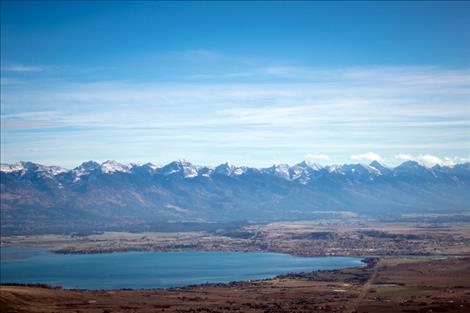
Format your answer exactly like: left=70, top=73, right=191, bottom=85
left=0, top=247, right=364, bottom=289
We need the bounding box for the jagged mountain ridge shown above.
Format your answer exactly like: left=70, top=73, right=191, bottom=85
left=1, top=160, right=469, bottom=235
left=4, top=159, right=465, bottom=181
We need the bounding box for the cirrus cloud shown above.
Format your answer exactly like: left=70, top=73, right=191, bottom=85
left=3, top=65, right=45, bottom=72
left=305, top=154, right=330, bottom=160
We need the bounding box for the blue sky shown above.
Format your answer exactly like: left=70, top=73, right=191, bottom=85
left=1, top=1, right=469, bottom=168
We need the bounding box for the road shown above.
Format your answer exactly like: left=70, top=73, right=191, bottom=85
left=347, top=258, right=381, bottom=313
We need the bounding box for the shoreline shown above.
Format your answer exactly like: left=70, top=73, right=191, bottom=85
left=3, top=247, right=467, bottom=292
left=4, top=243, right=468, bottom=259
left=0, top=257, right=376, bottom=292
left=2, top=256, right=469, bottom=313
left=0, top=248, right=368, bottom=291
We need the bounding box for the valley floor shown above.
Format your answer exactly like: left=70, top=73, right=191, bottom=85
left=2, top=221, right=470, bottom=312
left=2, top=221, right=470, bottom=257
left=1, top=256, right=470, bottom=313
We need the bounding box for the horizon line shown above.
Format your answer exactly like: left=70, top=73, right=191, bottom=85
left=2, top=158, right=469, bottom=171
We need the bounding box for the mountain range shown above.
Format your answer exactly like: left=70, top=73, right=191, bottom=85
left=1, top=160, right=469, bottom=235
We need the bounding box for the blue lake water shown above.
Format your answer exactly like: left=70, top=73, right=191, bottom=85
left=0, top=247, right=364, bottom=290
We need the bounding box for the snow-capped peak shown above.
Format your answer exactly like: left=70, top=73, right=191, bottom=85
left=214, top=162, right=234, bottom=175
left=326, top=165, right=340, bottom=173
left=0, top=162, right=67, bottom=176
left=214, top=162, right=247, bottom=176
left=358, top=163, right=381, bottom=175
left=76, top=161, right=100, bottom=171
left=100, top=160, right=131, bottom=174
left=369, top=161, right=390, bottom=175
left=274, top=164, right=290, bottom=177
left=143, top=162, right=160, bottom=170
left=263, top=164, right=290, bottom=179
left=71, top=161, right=100, bottom=179
left=157, top=160, right=200, bottom=178
left=1, top=162, right=26, bottom=173
left=295, top=160, right=323, bottom=171
left=42, top=165, right=68, bottom=176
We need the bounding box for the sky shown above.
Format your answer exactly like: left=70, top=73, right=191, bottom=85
left=1, top=1, right=470, bottom=168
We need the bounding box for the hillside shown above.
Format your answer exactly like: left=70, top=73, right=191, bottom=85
left=1, top=160, right=469, bottom=235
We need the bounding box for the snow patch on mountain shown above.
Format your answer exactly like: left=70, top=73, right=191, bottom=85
left=3, top=160, right=470, bottom=185
left=0, top=162, right=67, bottom=176
left=214, top=162, right=246, bottom=176
left=157, top=160, right=201, bottom=178
left=100, top=160, right=132, bottom=174
left=144, top=162, right=160, bottom=170
left=1, top=162, right=26, bottom=173
left=263, top=164, right=291, bottom=179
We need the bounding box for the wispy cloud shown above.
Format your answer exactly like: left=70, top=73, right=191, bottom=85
left=263, top=66, right=305, bottom=78
left=185, top=72, right=256, bottom=80
left=394, top=153, right=470, bottom=167
left=350, top=152, right=383, bottom=163
left=186, top=65, right=470, bottom=86
left=3, top=65, right=45, bottom=72
left=0, top=77, right=24, bottom=85
left=1, top=66, right=469, bottom=166
left=1, top=119, right=62, bottom=129
left=175, top=49, right=224, bottom=61
left=305, top=154, right=330, bottom=161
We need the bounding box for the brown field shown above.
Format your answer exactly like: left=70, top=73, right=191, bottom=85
left=1, top=256, right=470, bottom=313
left=2, top=221, right=470, bottom=257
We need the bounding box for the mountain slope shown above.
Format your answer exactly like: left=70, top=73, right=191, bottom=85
left=1, top=160, right=469, bottom=234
